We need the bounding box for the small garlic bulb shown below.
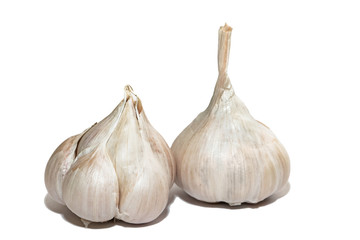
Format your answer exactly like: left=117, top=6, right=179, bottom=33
left=45, top=85, right=175, bottom=224
left=171, top=24, right=290, bottom=206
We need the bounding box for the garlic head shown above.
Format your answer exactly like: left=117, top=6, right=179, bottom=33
left=45, top=85, right=175, bottom=224
left=171, top=24, right=290, bottom=205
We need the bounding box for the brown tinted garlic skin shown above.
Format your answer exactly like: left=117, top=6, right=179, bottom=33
left=171, top=24, right=290, bottom=206
left=45, top=86, right=175, bottom=224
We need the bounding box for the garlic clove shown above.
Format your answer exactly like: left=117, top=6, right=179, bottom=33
left=171, top=24, right=290, bottom=205
left=62, top=145, right=119, bottom=222
left=44, top=133, right=84, bottom=204
left=107, top=86, right=174, bottom=223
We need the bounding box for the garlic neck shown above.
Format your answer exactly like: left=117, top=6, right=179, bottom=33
left=207, top=24, right=236, bottom=112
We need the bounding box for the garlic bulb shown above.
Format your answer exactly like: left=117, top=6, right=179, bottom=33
left=171, top=24, right=290, bottom=206
left=45, top=85, right=175, bottom=224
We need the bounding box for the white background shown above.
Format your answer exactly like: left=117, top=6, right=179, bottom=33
left=1, top=0, right=359, bottom=239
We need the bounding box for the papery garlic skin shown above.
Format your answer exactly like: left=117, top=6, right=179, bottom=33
left=45, top=86, right=175, bottom=224
left=171, top=24, right=290, bottom=205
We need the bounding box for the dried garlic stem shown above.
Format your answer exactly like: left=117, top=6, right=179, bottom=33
left=218, top=23, right=232, bottom=74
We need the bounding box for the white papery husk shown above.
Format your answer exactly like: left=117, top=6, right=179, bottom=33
left=171, top=24, right=290, bottom=206
left=45, top=85, right=175, bottom=224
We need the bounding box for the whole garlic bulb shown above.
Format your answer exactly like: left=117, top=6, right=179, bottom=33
left=45, top=85, right=175, bottom=224
left=171, top=24, right=290, bottom=206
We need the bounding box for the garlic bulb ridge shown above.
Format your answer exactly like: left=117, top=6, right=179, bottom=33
left=45, top=85, right=175, bottom=224
left=171, top=24, right=290, bottom=206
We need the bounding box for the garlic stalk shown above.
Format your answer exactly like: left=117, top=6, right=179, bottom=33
left=171, top=24, right=290, bottom=206
left=45, top=85, right=175, bottom=224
